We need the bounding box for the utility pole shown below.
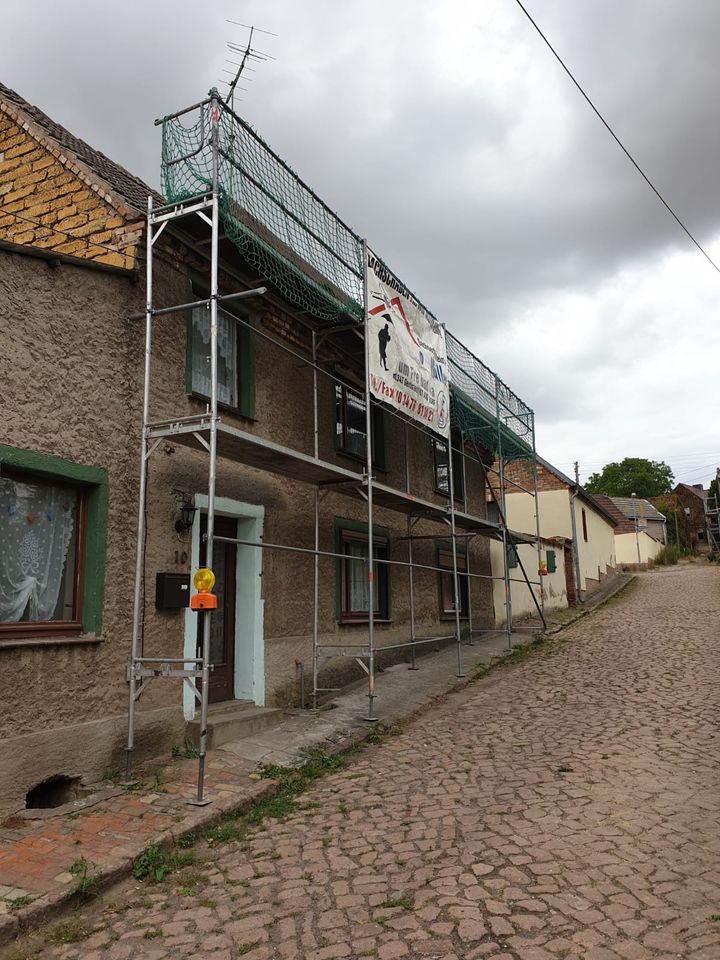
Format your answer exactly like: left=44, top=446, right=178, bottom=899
left=569, top=460, right=583, bottom=604
left=631, top=492, right=641, bottom=564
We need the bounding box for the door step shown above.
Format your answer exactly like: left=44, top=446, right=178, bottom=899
left=187, top=701, right=283, bottom=750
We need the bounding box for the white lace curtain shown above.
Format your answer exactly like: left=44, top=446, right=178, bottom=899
left=191, top=305, right=237, bottom=406
left=0, top=478, right=76, bottom=623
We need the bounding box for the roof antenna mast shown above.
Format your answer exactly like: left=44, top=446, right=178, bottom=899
left=222, top=21, right=277, bottom=111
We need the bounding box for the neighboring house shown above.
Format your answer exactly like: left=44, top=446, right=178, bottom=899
left=0, top=84, right=537, bottom=815
left=652, top=483, right=709, bottom=551
left=593, top=495, right=665, bottom=565
left=488, top=456, right=618, bottom=621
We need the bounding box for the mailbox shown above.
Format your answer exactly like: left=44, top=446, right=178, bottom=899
left=155, top=572, right=191, bottom=610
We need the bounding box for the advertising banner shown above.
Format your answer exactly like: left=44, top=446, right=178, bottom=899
left=366, top=249, right=450, bottom=439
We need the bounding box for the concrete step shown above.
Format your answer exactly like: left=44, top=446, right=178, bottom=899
left=188, top=701, right=283, bottom=750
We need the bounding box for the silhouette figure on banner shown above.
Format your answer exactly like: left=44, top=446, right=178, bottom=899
left=378, top=317, right=392, bottom=371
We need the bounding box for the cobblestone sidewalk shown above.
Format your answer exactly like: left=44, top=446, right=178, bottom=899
left=5, top=564, right=719, bottom=959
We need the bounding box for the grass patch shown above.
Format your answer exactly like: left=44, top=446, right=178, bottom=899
left=473, top=634, right=548, bottom=680
left=49, top=912, right=94, bottom=945
left=134, top=844, right=195, bottom=883
left=69, top=857, right=98, bottom=899
left=7, top=895, right=34, bottom=912
left=380, top=895, right=414, bottom=910
left=143, top=929, right=162, bottom=939
left=237, top=944, right=260, bottom=956
left=172, top=738, right=199, bottom=759
left=557, top=764, right=573, bottom=774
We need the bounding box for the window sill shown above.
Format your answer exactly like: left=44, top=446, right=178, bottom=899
left=188, top=392, right=256, bottom=423
left=335, top=448, right=388, bottom=474
left=440, top=615, right=470, bottom=622
left=338, top=618, right=393, bottom=626
left=0, top=635, right=103, bottom=651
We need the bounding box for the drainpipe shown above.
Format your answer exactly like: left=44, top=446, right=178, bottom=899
left=570, top=462, right=584, bottom=604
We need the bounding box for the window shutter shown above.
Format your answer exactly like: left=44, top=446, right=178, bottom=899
left=547, top=549, right=556, bottom=573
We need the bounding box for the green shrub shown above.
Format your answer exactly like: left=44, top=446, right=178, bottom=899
left=654, top=544, right=680, bottom=566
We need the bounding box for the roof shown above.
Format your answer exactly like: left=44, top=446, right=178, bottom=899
left=675, top=483, right=709, bottom=501
left=0, top=82, right=158, bottom=215
left=608, top=497, right=667, bottom=524
left=591, top=495, right=636, bottom=533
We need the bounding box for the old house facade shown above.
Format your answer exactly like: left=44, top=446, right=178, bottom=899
left=0, top=85, right=538, bottom=814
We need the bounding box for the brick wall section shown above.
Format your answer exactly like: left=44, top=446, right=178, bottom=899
left=0, top=110, right=141, bottom=269
left=488, top=458, right=567, bottom=498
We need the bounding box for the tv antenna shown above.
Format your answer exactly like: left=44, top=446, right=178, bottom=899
left=221, top=21, right=277, bottom=111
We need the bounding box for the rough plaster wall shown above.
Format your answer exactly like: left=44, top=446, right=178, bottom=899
left=574, top=500, right=616, bottom=590
left=0, top=112, right=140, bottom=269
left=490, top=540, right=567, bottom=624
left=0, top=250, right=145, bottom=742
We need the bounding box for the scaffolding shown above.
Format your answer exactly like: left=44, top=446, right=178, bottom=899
left=125, top=90, right=546, bottom=801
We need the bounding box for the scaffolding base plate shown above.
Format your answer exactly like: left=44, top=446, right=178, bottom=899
left=362, top=716, right=380, bottom=723
left=187, top=797, right=213, bottom=807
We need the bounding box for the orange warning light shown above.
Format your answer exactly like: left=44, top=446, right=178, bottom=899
left=190, top=567, right=218, bottom=611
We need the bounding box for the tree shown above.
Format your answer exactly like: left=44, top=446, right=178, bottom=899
left=585, top=458, right=674, bottom=498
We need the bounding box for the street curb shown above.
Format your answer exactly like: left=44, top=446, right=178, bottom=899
left=2, top=779, right=277, bottom=949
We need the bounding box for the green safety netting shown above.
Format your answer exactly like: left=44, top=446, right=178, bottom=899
left=447, top=333, right=534, bottom=461
left=161, top=95, right=364, bottom=324
left=160, top=93, right=535, bottom=457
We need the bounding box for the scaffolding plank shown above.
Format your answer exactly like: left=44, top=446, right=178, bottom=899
left=147, top=420, right=363, bottom=486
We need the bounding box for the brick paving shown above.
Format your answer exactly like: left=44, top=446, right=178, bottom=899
left=8, top=564, right=720, bottom=959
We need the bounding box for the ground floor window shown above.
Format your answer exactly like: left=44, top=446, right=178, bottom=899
left=338, top=527, right=389, bottom=620
left=0, top=447, right=108, bottom=643
left=0, top=471, right=85, bottom=636
left=438, top=548, right=469, bottom=619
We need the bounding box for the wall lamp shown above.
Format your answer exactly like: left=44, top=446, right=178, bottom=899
left=174, top=502, right=197, bottom=534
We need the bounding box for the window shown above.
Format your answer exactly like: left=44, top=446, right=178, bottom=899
left=334, top=385, right=386, bottom=468
left=186, top=285, right=255, bottom=418
left=432, top=429, right=464, bottom=501
left=438, top=548, right=469, bottom=619
left=0, top=449, right=108, bottom=643
left=507, top=543, right=519, bottom=568
left=581, top=508, right=588, bottom=542
left=337, top=526, right=389, bottom=620
left=546, top=549, right=557, bottom=573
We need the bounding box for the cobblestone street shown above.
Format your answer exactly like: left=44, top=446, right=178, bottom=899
left=16, top=565, right=720, bottom=960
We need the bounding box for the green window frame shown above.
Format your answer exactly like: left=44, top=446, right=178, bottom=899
left=334, top=518, right=390, bottom=621
left=0, top=445, right=108, bottom=642
left=507, top=543, right=519, bottom=569
left=546, top=549, right=557, bottom=574
left=185, top=275, right=256, bottom=419
left=334, top=384, right=386, bottom=470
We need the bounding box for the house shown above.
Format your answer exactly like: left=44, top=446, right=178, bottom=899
left=651, top=484, right=709, bottom=551
left=593, top=495, right=666, bottom=565
left=488, top=455, right=618, bottom=621
left=0, top=84, right=540, bottom=814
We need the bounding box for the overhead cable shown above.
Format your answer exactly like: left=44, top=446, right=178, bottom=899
left=512, top=0, right=720, bottom=276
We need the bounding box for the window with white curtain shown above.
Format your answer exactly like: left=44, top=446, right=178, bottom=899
left=339, top=529, right=389, bottom=620
left=0, top=473, right=82, bottom=632
left=190, top=304, right=238, bottom=408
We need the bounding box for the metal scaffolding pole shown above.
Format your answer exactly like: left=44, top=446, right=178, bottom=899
left=530, top=412, right=545, bottom=622
left=311, top=331, right=320, bottom=710
left=192, top=93, right=221, bottom=806
left=124, top=194, right=155, bottom=782
left=495, top=380, right=513, bottom=648
left=465, top=535, right=474, bottom=645
left=361, top=240, right=378, bottom=722
left=405, top=422, right=418, bottom=670
left=447, top=431, right=465, bottom=678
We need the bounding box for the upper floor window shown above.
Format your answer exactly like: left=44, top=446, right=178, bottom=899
left=186, top=288, right=255, bottom=419
left=190, top=305, right=239, bottom=408
left=0, top=472, right=84, bottom=637
left=432, top=428, right=464, bottom=501
left=334, top=385, right=386, bottom=468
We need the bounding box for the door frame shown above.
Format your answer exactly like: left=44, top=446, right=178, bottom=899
left=183, top=495, right=265, bottom=719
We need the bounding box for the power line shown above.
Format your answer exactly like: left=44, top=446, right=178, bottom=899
left=512, top=0, right=720, bottom=276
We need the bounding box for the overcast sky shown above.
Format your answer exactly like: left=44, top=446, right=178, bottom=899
left=4, top=0, right=720, bottom=487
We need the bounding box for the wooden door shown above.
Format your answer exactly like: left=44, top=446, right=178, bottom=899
left=197, top=515, right=237, bottom=703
